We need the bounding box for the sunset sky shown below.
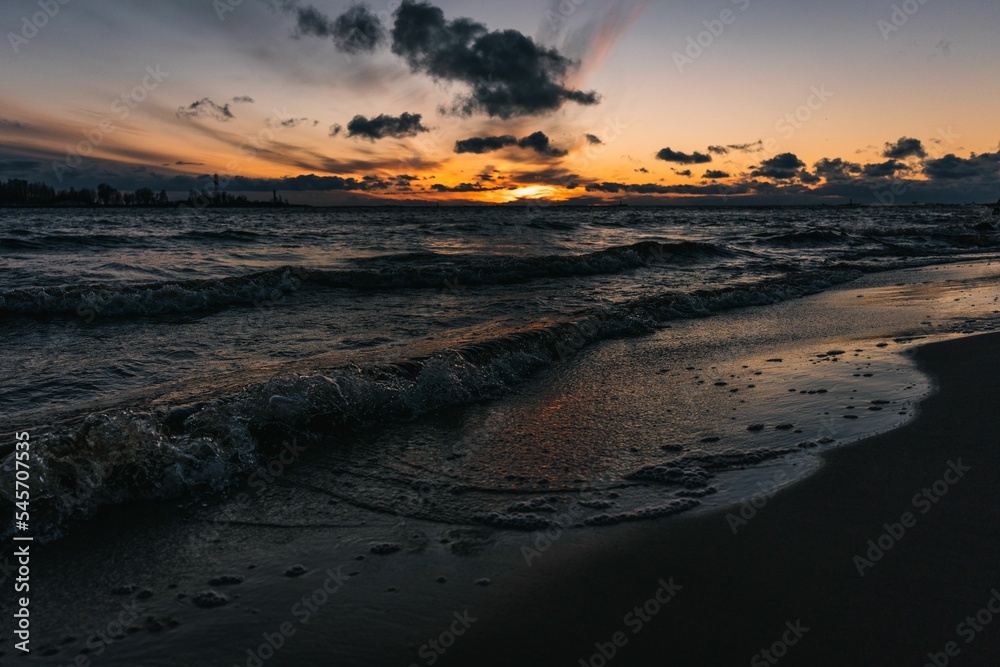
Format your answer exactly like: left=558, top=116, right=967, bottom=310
left=1, top=0, right=998, bottom=204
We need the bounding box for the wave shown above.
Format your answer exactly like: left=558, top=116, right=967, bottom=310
left=0, top=240, right=736, bottom=318
left=0, top=267, right=861, bottom=540
left=0, top=269, right=305, bottom=318
left=177, top=229, right=261, bottom=241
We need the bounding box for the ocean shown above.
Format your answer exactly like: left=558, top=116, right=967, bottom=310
left=3, top=204, right=1000, bottom=542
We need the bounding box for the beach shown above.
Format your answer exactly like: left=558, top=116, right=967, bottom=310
left=10, top=250, right=1000, bottom=666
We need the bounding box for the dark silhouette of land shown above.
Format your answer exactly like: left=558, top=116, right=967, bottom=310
left=0, top=177, right=293, bottom=209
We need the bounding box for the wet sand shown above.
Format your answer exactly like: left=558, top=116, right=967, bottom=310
left=436, top=331, right=1000, bottom=666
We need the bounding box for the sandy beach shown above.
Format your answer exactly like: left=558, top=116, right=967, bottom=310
left=433, top=331, right=1000, bottom=666
left=16, top=324, right=1000, bottom=666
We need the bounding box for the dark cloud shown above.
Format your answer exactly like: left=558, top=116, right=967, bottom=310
left=175, top=160, right=205, bottom=166
left=174, top=173, right=420, bottom=192
left=429, top=182, right=503, bottom=193
left=0, top=118, right=28, bottom=130
left=707, top=141, right=762, bottom=155
left=274, top=2, right=385, bottom=53
left=270, top=117, right=314, bottom=128
left=585, top=181, right=754, bottom=196
left=329, top=124, right=343, bottom=137
left=454, top=131, right=565, bottom=156
left=293, top=5, right=335, bottom=37
left=390, top=0, right=599, bottom=118
left=346, top=112, right=429, bottom=140
left=587, top=182, right=672, bottom=194
left=703, top=170, right=730, bottom=179
left=176, top=98, right=235, bottom=122
left=585, top=134, right=603, bottom=145
left=862, top=159, right=904, bottom=178
left=923, top=151, right=1000, bottom=181
left=332, top=4, right=387, bottom=53
left=729, top=141, right=764, bottom=153
left=635, top=167, right=649, bottom=174
left=232, top=96, right=255, bottom=104
left=882, top=137, right=927, bottom=160
left=455, top=135, right=517, bottom=154
left=813, top=158, right=862, bottom=182
left=516, top=131, right=566, bottom=157
left=656, top=148, right=712, bottom=164
left=750, top=153, right=806, bottom=179
left=674, top=169, right=692, bottom=178
left=506, top=167, right=582, bottom=189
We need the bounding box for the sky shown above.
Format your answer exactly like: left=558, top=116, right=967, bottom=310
left=1, top=0, right=998, bottom=204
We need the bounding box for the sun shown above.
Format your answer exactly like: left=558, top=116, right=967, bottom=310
left=507, top=185, right=559, bottom=200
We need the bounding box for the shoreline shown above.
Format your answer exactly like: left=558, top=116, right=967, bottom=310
left=432, top=331, right=1000, bottom=666
left=14, top=268, right=1000, bottom=666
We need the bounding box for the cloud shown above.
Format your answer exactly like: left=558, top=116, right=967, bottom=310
left=813, top=158, right=862, bottom=181
left=332, top=4, right=387, bottom=53
left=750, top=153, right=806, bottom=179
left=516, top=131, right=566, bottom=157
left=656, top=148, right=712, bottom=164
left=703, top=170, right=730, bottom=179
left=293, top=5, right=335, bottom=37
left=882, top=137, right=927, bottom=160
left=270, top=117, right=314, bottom=128
left=862, top=159, right=904, bottom=178
left=455, top=135, right=517, bottom=154
left=329, top=124, right=343, bottom=137
left=232, top=96, right=255, bottom=104
left=585, top=134, right=603, bottom=145
left=390, top=0, right=599, bottom=118
left=0, top=118, right=28, bottom=130
left=728, top=141, right=764, bottom=153
left=175, top=160, right=206, bottom=166
left=674, top=169, right=692, bottom=177
left=506, top=167, right=582, bottom=189
left=275, top=2, right=386, bottom=53
left=174, top=173, right=421, bottom=192
left=345, top=112, right=429, bottom=140
left=454, top=131, right=565, bottom=156
left=635, top=167, right=649, bottom=174
left=429, top=182, right=503, bottom=193
left=923, top=151, right=1000, bottom=181
left=176, top=98, right=235, bottom=122
left=707, top=141, right=763, bottom=155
